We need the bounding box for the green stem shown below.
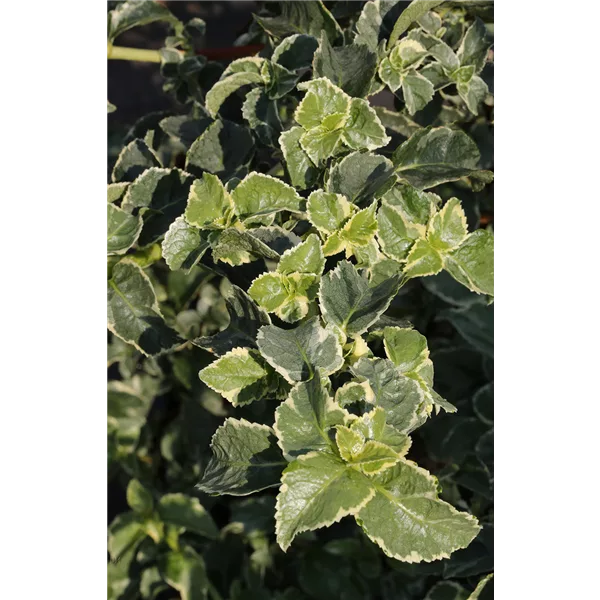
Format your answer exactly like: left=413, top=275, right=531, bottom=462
left=107, top=44, right=163, bottom=63
left=207, top=581, right=224, bottom=600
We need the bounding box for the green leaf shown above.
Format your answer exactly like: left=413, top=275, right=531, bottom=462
left=404, top=238, right=444, bottom=278
left=383, top=182, right=439, bottom=226
left=389, top=0, right=445, bottom=45
left=162, top=217, right=209, bottom=271
left=107, top=182, right=129, bottom=204
left=339, top=436, right=401, bottom=475
left=378, top=56, right=403, bottom=92
left=402, top=69, right=435, bottom=115
left=278, top=234, right=325, bottom=275
left=108, top=511, right=145, bottom=561
left=242, top=88, right=283, bottom=146
left=300, top=125, right=344, bottom=165
left=389, top=39, right=428, bottom=71
left=444, top=229, right=494, bottom=296
left=339, top=203, right=378, bottom=248
left=231, top=173, right=304, bottom=224
left=326, top=152, right=395, bottom=205
left=121, top=167, right=194, bottom=246
left=275, top=451, right=374, bottom=551
left=185, top=173, right=234, bottom=230
left=112, top=138, right=160, bottom=183
left=249, top=253, right=321, bottom=323
left=440, top=304, right=493, bottom=358
left=458, top=75, right=489, bottom=115
left=376, top=201, right=423, bottom=261
left=307, top=190, right=353, bottom=236
left=193, top=285, right=271, bottom=356
left=335, top=381, right=374, bottom=407
left=473, top=383, right=493, bottom=426
left=428, top=198, right=469, bottom=252
left=199, top=347, right=273, bottom=406
left=108, top=0, right=179, bottom=42
left=139, top=567, right=168, bottom=599
left=107, top=204, right=142, bottom=255
left=295, top=78, right=350, bottom=130
left=185, top=119, right=254, bottom=181
left=313, top=33, right=378, bottom=98
left=374, top=106, right=421, bottom=137
left=206, top=74, right=264, bottom=119
left=319, top=260, right=401, bottom=338
left=458, top=18, right=493, bottom=73
left=126, top=479, right=154, bottom=515
left=342, top=98, right=390, bottom=151
left=355, top=0, right=384, bottom=52
left=107, top=260, right=182, bottom=356
left=272, top=34, right=319, bottom=71
left=279, top=126, right=320, bottom=190
left=383, top=326, right=428, bottom=373
left=254, top=1, right=341, bottom=43
left=157, top=494, right=219, bottom=539
left=159, top=546, right=208, bottom=600
left=351, top=357, right=426, bottom=432
left=349, top=406, right=411, bottom=456
left=356, top=459, right=481, bottom=562
left=428, top=38, right=460, bottom=71
left=125, top=244, right=163, bottom=270
left=159, top=115, right=212, bottom=148
left=467, top=574, right=494, bottom=600
left=107, top=100, right=116, bottom=114
left=425, top=581, right=469, bottom=600
left=274, top=375, right=348, bottom=459
left=262, top=60, right=299, bottom=99
left=393, top=126, right=483, bottom=190
left=418, top=10, right=443, bottom=35
left=257, top=317, right=344, bottom=383
left=198, top=418, right=285, bottom=496
left=211, top=227, right=280, bottom=266
left=249, top=226, right=302, bottom=255
left=248, top=273, right=290, bottom=313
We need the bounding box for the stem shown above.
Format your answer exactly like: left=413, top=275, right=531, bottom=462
left=108, top=44, right=163, bottom=63
left=207, top=581, right=224, bottom=600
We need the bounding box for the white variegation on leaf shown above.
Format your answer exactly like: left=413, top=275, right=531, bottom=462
left=274, top=375, right=349, bottom=459
left=351, top=357, right=427, bottom=433
left=295, top=78, right=350, bottom=130
left=427, top=198, right=468, bottom=252
left=445, top=229, right=494, bottom=297
left=279, top=126, right=319, bottom=190
left=382, top=326, right=456, bottom=413
left=198, top=418, right=285, bottom=496
left=107, top=260, right=182, bottom=357
left=107, top=204, right=143, bottom=255
left=184, top=173, right=235, bottom=230
left=319, top=260, right=401, bottom=338
left=307, top=190, right=353, bottom=237
left=205, top=58, right=267, bottom=118
left=275, top=451, right=374, bottom=551
left=257, top=317, right=344, bottom=383
left=356, top=459, right=481, bottom=562
left=231, top=172, right=304, bottom=225
left=199, top=347, right=275, bottom=406
left=249, top=235, right=324, bottom=323
left=342, top=98, right=390, bottom=151
left=162, top=217, right=209, bottom=271
left=335, top=381, right=374, bottom=407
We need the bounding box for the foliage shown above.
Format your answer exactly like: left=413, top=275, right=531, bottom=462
left=108, top=1, right=494, bottom=599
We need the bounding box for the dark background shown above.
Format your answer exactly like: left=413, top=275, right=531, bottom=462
left=108, top=1, right=259, bottom=125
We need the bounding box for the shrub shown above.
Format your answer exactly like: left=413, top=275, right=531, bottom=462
left=107, top=2, right=494, bottom=598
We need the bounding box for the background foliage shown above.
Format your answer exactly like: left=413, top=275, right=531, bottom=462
left=108, top=2, right=494, bottom=598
